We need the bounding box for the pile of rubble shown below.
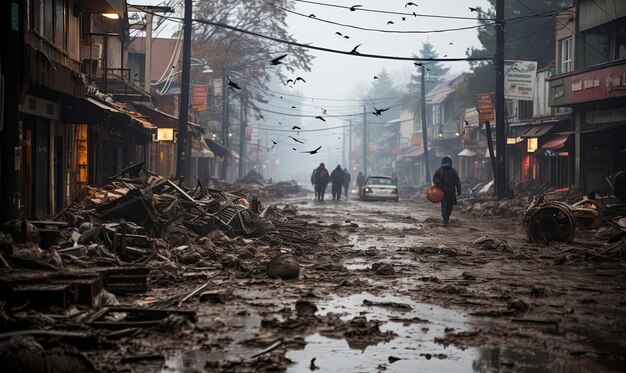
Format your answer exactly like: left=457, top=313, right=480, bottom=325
left=211, top=177, right=303, bottom=199
left=0, top=167, right=319, bottom=312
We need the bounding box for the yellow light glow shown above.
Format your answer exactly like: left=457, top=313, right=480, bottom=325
left=507, top=137, right=517, bottom=145
left=527, top=138, right=538, bottom=152
left=157, top=128, right=174, bottom=141
left=101, top=12, right=119, bottom=19
left=558, top=152, right=569, bottom=156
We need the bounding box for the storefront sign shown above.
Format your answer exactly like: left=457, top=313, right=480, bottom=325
left=157, top=128, right=174, bottom=141
left=527, top=138, right=538, bottom=153
left=549, top=62, right=626, bottom=106
left=191, top=85, right=208, bottom=111
left=476, top=93, right=495, bottom=122
left=504, top=60, right=537, bottom=101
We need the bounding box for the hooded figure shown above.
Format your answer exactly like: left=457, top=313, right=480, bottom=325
left=342, top=168, right=352, bottom=198
left=330, top=165, right=345, bottom=200
left=433, top=156, right=462, bottom=225
left=314, top=163, right=330, bottom=200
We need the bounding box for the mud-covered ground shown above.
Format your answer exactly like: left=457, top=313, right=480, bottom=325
left=87, top=193, right=626, bottom=372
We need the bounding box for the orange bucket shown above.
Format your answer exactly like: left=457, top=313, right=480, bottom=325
left=426, top=185, right=445, bottom=203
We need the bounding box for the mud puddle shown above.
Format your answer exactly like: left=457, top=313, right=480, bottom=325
left=286, top=292, right=475, bottom=372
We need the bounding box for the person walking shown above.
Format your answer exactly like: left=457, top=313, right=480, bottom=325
left=314, top=163, right=329, bottom=201
left=432, top=156, right=461, bottom=226
left=330, top=165, right=345, bottom=200
left=356, top=171, right=366, bottom=200
left=342, top=168, right=352, bottom=198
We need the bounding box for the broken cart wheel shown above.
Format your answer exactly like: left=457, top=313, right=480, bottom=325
left=524, top=202, right=576, bottom=244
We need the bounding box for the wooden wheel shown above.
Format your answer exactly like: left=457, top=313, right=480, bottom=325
left=525, top=203, right=576, bottom=244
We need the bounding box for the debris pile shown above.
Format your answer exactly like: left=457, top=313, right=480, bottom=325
left=0, top=170, right=319, bottom=311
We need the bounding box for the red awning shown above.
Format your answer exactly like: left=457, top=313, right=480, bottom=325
left=541, top=135, right=569, bottom=150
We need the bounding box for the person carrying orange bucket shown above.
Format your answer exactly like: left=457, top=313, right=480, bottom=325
left=431, top=156, right=462, bottom=226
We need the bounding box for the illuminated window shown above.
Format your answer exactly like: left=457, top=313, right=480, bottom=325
left=527, top=138, right=538, bottom=152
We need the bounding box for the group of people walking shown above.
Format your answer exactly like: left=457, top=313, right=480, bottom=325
left=311, top=163, right=352, bottom=201
left=310, top=157, right=462, bottom=226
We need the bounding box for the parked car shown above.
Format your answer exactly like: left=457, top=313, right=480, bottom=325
left=360, top=176, right=399, bottom=202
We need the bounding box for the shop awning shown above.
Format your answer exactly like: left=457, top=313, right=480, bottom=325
left=520, top=124, right=555, bottom=138
left=458, top=148, right=478, bottom=157
left=132, top=103, right=202, bottom=133
left=404, top=146, right=424, bottom=157
left=541, top=135, right=569, bottom=150
left=87, top=97, right=120, bottom=113
left=205, top=138, right=229, bottom=157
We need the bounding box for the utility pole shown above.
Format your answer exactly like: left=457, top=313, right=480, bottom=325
left=176, top=0, right=192, bottom=182
left=348, top=120, right=353, bottom=172
left=420, top=65, right=431, bottom=185
left=220, top=68, right=229, bottom=181
left=143, top=13, right=152, bottom=90
left=362, top=105, right=368, bottom=176
left=495, top=0, right=507, bottom=198
left=342, top=122, right=346, bottom=167
left=238, top=94, right=246, bottom=179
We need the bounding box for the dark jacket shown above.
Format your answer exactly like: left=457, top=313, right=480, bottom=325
left=343, top=171, right=351, bottom=188
left=433, top=167, right=462, bottom=205
left=356, top=174, right=365, bottom=187
left=330, top=167, right=344, bottom=185
left=314, top=166, right=329, bottom=187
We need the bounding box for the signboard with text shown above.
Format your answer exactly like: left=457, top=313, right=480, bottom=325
left=504, top=60, right=537, bottom=101
left=476, top=93, right=495, bottom=122
left=549, top=62, right=626, bottom=106
left=191, top=85, right=208, bottom=111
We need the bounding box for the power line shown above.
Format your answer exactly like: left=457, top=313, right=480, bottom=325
left=250, top=124, right=347, bottom=132
left=144, top=11, right=494, bottom=63
left=268, top=1, right=493, bottom=35
left=291, top=0, right=492, bottom=21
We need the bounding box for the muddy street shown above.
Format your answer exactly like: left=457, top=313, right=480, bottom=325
left=32, top=193, right=623, bottom=372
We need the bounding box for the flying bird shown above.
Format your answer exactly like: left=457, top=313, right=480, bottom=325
left=272, top=140, right=277, bottom=144
left=350, top=44, right=361, bottom=55
left=350, top=5, right=362, bottom=11
left=315, top=116, right=326, bottom=122
left=373, top=106, right=389, bottom=116
left=413, top=11, right=417, bottom=17
left=289, top=136, right=304, bottom=144
left=374, top=76, right=378, bottom=80
left=286, top=79, right=294, bottom=85
left=292, top=126, right=301, bottom=130
left=292, top=147, right=297, bottom=151
left=343, top=35, right=350, bottom=39
left=469, top=7, right=478, bottom=12
left=449, top=42, right=454, bottom=45
left=443, top=54, right=448, bottom=57
left=270, top=54, right=287, bottom=65
left=258, top=114, right=264, bottom=119
left=335, top=32, right=343, bottom=36
left=292, top=106, right=296, bottom=109
left=405, top=2, right=418, bottom=6
left=308, top=14, right=316, bottom=18
left=301, top=146, right=322, bottom=154
left=401, top=17, right=406, bottom=21
left=227, top=75, right=241, bottom=90
left=295, top=77, right=306, bottom=83
left=322, top=109, right=327, bottom=114
left=464, top=120, right=470, bottom=126
left=387, top=21, right=394, bottom=25
left=414, top=62, right=423, bottom=66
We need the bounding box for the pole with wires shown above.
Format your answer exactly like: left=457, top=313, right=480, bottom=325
left=420, top=64, right=431, bottom=185
left=495, top=0, right=507, bottom=198
left=176, top=0, right=192, bottom=182
left=363, top=105, right=368, bottom=176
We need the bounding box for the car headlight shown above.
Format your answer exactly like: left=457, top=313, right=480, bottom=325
left=364, top=187, right=372, bottom=193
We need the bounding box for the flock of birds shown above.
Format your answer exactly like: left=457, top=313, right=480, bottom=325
left=221, top=3, right=481, bottom=156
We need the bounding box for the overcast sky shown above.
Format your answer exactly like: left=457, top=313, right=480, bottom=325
left=137, top=0, right=491, bottom=182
